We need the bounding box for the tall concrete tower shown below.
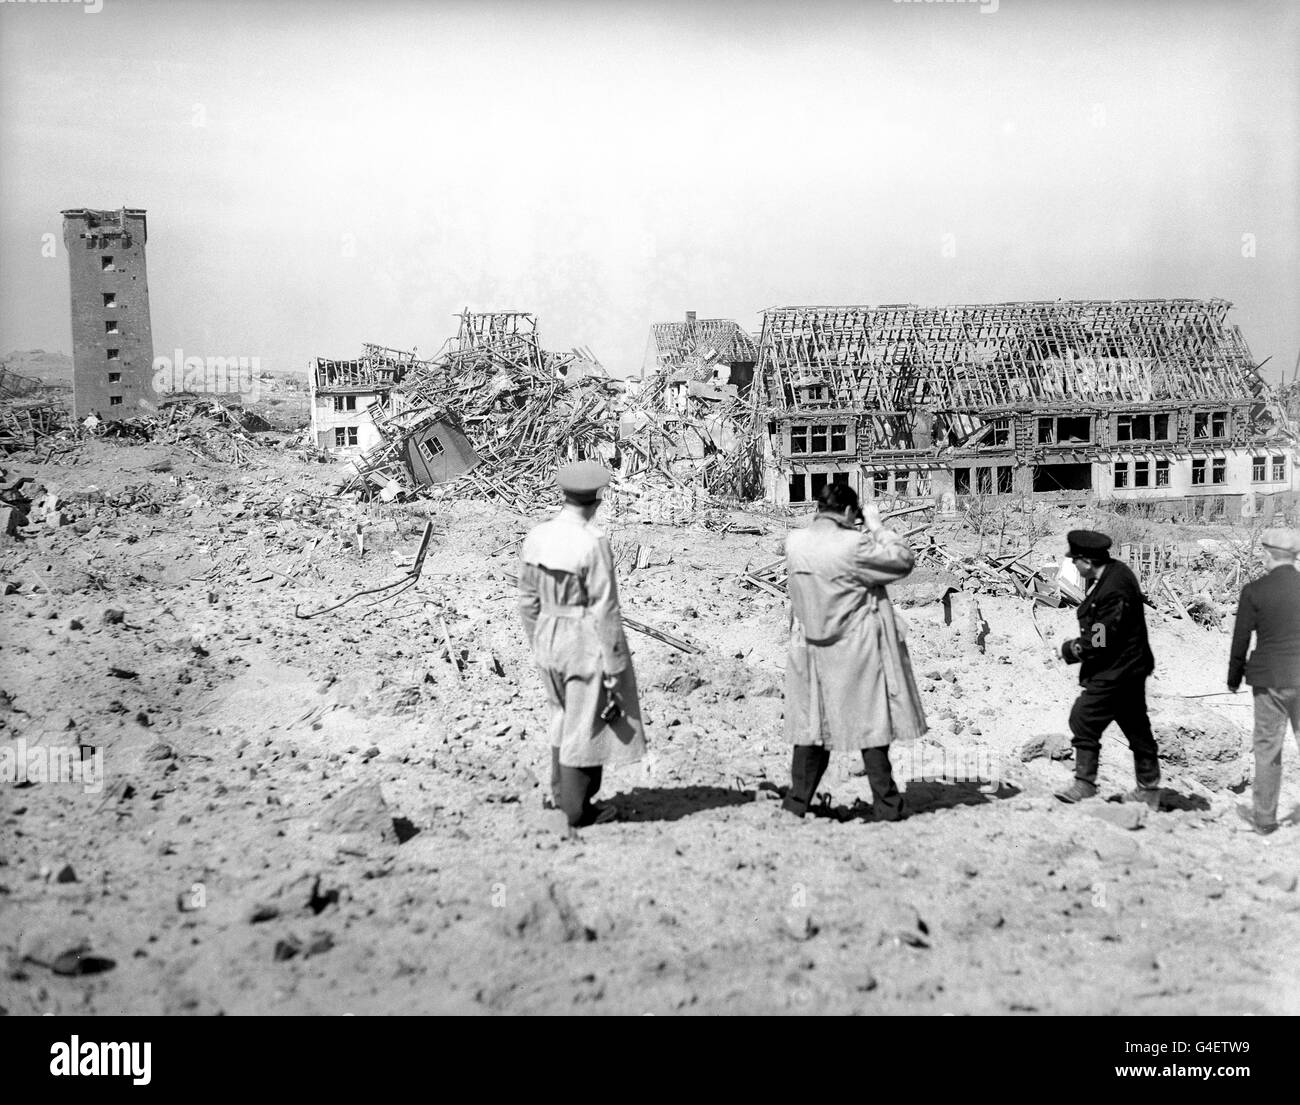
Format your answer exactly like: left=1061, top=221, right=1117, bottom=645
left=61, top=207, right=154, bottom=421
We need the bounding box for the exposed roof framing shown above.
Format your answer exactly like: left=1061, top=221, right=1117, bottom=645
left=650, top=318, right=759, bottom=374
left=315, top=343, right=432, bottom=391
left=756, top=299, right=1264, bottom=414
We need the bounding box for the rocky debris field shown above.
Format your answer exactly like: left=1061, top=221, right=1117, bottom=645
left=1, top=437, right=1298, bottom=1015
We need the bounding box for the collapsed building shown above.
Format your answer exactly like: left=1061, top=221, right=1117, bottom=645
left=750, top=298, right=1297, bottom=518
left=310, top=343, right=433, bottom=456
left=641, top=311, right=759, bottom=408
left=342, top=312, right=621, bottom=510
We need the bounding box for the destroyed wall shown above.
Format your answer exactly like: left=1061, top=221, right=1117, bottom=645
left=62, top=208, right=154, bottom=422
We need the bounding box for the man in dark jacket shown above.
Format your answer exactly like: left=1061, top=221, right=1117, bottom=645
left=1054, top=530, right=1161, bottom=806
left=1228, top=528, right=1300, bottom=835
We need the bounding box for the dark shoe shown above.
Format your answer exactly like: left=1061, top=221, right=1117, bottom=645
left=1125, top=785, right=1163, bottom=811
left=1055, top=778, right=1098, bottom=803
left=1236, top=805, right=1279, bottom=836
left=577, top=802, right=618, bottom=828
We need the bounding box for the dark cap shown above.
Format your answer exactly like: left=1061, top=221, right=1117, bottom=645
left=556, top=460, right=611, bottom=504
left=1067, top=529, right=1112, bottom=562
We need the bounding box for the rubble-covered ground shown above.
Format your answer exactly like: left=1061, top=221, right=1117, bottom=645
left=1, top=436, right=1298, bottom=1015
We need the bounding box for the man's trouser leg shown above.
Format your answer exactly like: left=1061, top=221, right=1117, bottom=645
left=783, top=745, right=831, bottom=817
left=1114, top=678, right=1161, bottom=788
left=558, top=763, right=604, bottom=827
left=549, top=747, right=562, bottom=809
left=1068, top=688, right=1114, bottom=785
left=861, top=746, right=905, bottom=822
left=1252, top=687, right=1300, bottom=829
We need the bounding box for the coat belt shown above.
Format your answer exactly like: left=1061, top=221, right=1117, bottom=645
left=541, top=603, right=588, bottom=619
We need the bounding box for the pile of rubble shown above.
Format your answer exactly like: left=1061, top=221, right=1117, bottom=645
left=344, top=311, right=760, bottom=523
left=0, top=368, right=70, bottom=454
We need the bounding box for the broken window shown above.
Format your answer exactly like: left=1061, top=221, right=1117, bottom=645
left=109, top=395, right=122, bottom=406
left=789, top=426, right=808, bottom=454
left=1032, top=463, right=1092, bottom=492
left=1116, top=414, right=1148, bottom=442
left=976, top=467, right=993, bottom=495
left=831, top=472, right=849, bottom=488
left=989, top=419, right=1011, bottom=447
left=1038, top=415, right=1090, bottom=445
left=108, top=372, right=121, bottom=384
left=894, top=471, right=910, bottom=496
left=1116, top=413, right=1171, bottom=442
left=106, top=348, right=119, bottom=360
left=102, top=292, right=117, bottom=309
left=953, top=467, right=971, bottom=495
left=830, top=424, right=848, bottom=452
left=1155, top=459, right=1170, bottom=487
left=1253, top=456, right=1266, bottom=482
left=789, top=474, right=807, bottom=503
left=1194, top=411, right=1228, bottom=440
left=872, top=470, right=889, bottom=496
left=418, top=436, right=445, bottom=464
left=915, top=471, right=933, bottom=496
left=1056, top=416, right=1091, bottom=444
left=810, top=472, right=828, bottom=499
left=996, top=466, right=1013, bottom=494
left=1114, top=463, right=1130, bottom=489
left=1133, top=460, right=1150, bottom=488
left=105, top=320, right=119, bottom=336
left=333, top=395, right=357, bottom=412
left=101, top=256, right=115, bottom=271
left=1272, top=456, right=1285, bottom=482
left=1211, top=458, right=1226, bottom=485
left=810, top=426, right=828, bottom=453
left=334, top=427, right=358, bottom=447
left=1191, top=459, right=1206, bottom=485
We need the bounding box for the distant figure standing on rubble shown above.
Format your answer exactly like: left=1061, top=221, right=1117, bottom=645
left=517, top=461, right=645, bottom=834
left=1053, top=530, right=1161, bottom=807
left=781, top=483, right=926, bottom=821
left=1227, top=528, right=1300, bottom=836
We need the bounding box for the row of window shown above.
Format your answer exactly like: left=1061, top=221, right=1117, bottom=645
left=1253, top=455, right=1288, bottom=483
left=1112, top=455, right=1287, bottom=488
left=954, top=466, right=1014, bottom=495
left=788, top=410, right=1235, bottom=455
left=788, top=469, right=940, bottom=502
left=1113, top=460, right=1173, bottom=488
left=869, top=469, right=934, bottom=497
left=787, top=471, right=850, bottom=503
left=790, top=423, right=850, bottom=454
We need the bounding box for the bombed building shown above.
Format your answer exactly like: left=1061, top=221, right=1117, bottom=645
left=62, top=207, right=154, bottom=422
left=310, top=343, right=431, bottom=456
left=754, top=298, right=1297, bottom=517
left=641, top=311, right=759, bottom=410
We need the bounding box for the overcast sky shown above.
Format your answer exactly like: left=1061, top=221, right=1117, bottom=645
left=1, top=0, right=1296, bottom=383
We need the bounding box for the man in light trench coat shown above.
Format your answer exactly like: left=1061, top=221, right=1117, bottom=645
left=517, top=461, right=646, bottom=833
left=782, top=481, right=927, bottom=820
